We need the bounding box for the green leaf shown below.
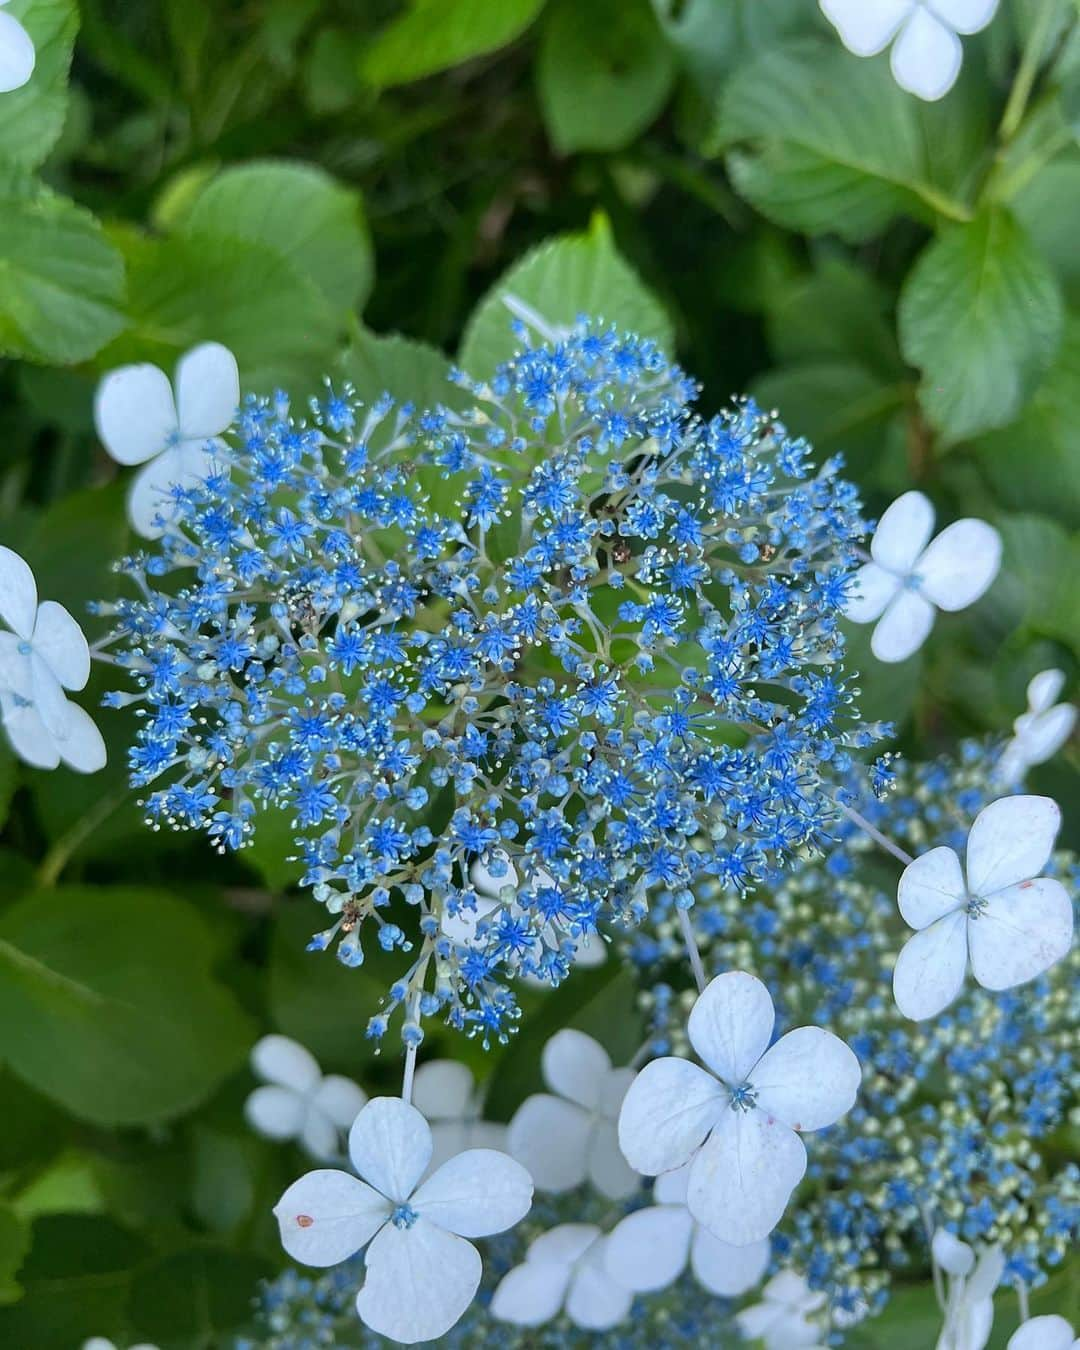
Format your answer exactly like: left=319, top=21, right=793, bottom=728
left=975, top=315, right=1080, bottom=528
left=0, top=0, right=78, bottom=171
left=361, top=0, right=545, bottom=89
left=338, top=328, right=466, bottom=412
left=652, top=0, right=814, bottom=89
left=459, top=213, right=672, bottom=377
left=842, top=621, right=923, bottom=730
left=190, top=1128, right=258, bottom=1233
left=0, top=1204, right=30, bottom=1305
left=127, top=1246, right=272, bottom=1349
left=0, top=179, right=126, bottom=365
left=537, top=0, right=675, bottom=154
left=898, top=209, right=1064, bottom=444
left=105, top=231, right=341, bottom=396
left=180, top=159, right=374, bottom=316
left=0, top=887, right=254, bottom=1126
left=996, top=513, right=1080, bottom=648
left=765, top=256, right=902, bottom=378
left=713, top=40, right=980, bottom=240
left=1012, top=155, right=1080, bottom=304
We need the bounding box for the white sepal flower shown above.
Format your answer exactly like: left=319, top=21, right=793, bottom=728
left=0, top=0, right=35, bottom=92
left=820, top=1, right=1000, bottom=101
left=508, top=1029, right=638, bottom=1200
left=604, top=1162, right=770, bottom=1298
left=892, top=795, right=1073, bottom=1021
left=1008, top=1316, right=1079, bottom=1350
left=735, top=1270, right=828, bottom=1348
left=274, top=1096, right=533, bottom=1345
left=94, top=342, right=239, bottom=538
left=845, top=491, right=1001, bottom=663
left=998, top=670, right=1076, bottom=784
left=245, top=1034, right=366, bottom=1162
left=82, top=1340, right=160, bottom=1350
left=491, top=1224, right=634, bottom=1332
left=0, top=546, right=105, bottom=773
left=933, top=1235, right=1004, bottom=1350
left=617, top=971, right=861, bottom=1246
left=411, top=1059, right=506, bottom=1174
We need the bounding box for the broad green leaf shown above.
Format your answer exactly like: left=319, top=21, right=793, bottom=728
left=181, top=160, right=374, bottom=315
left=898, top=209, right=1064, bottom=444
left=104, top=231, right=341, bottom=396
left=338, top=328, right=466, bottom=411
left=765, top=256, right=902, bottom=378
left=976, top=316, right=1080, bottom=528
left=301, top=24, right=364, bottom=114
left=0, top=0, right=78, bottom=170
left=996, top=513, right=1080, bottom=648
left=713, top=41, right=981, bottom=241
left=0, top=180, right=126, bottom=365
left=652, top=0, right=813, bottom=89
left=842, top=621, right=922, bottom=731
left=459, top=212, right=672, bottom=377
left=0, top=1204, right=30, bottom=1304
left=1012, top=155, right=1080, bottom=303
left=128, top=1246, right=273, bottom=1348
left=190, top=1128, right=258, bottom=1233
left=242, top=803, right=303, bottom=893
left=0, top=887, right=254, bottom=1126
left=537, top=0, right=675, bottom=154
left=361, top=0, right=545, bottom=89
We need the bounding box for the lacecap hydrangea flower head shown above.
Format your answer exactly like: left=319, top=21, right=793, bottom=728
left=102, top=316, right=885, bottom=1047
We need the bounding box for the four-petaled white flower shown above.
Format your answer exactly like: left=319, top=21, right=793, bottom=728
left=245, top=1034, right=367, bottom=1162
left=82, top=1340, right=160, bottom=1350
left=508, top=1028, right=638, bottom=1200
left=735, top=1270, right=828, bottom=1348
left=491, top=1223, right=634, bottom=1332
left=605, top=1162, right=770, bottom=1299
left=94, top=342, right=239, bottom=538
left=275, top=1095, right=533, bottom=1345
left=932, top=1230, right=1004, bottom=1350
left=820, top=0, right=1000, bottom=102
left=0, top=546, right=105, bottom=773
left=1009, top=1316, right=1079, bottom=1350
left=893, top=795, right=1074, bottom=1021
left=411, top=1059, right=507, bottom=1174
left=617, top=971, right=861, bottom=1246
left=0, top=0, right=35, bottom=92
left=845, top=491, right=1001, bottom=664
left=998, top=669, right=1076, bottom=785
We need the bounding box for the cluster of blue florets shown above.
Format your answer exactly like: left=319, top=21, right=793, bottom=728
left=104, top=319, right=881, bottom=1042
left=631, top=739, right=1079, bottom=1325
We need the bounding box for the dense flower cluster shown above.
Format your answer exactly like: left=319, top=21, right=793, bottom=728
left=102, top=321, right=881, bottom=1044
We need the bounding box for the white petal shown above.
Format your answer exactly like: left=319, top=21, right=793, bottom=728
left=274, top=1169, right=389, bottom=1265
left=55, top=701, right=107, bottom=774
left=1027, top=669, right=1066, bottom=714
left=81, top=1341, right=118, bottom=1350
left=469, top=849, right=519, bottom=897
left=565, top=1241, right=633, bottom=1332
left=928, top=0, right=999, bottom=35
left=310, top=1075, right=367, bottom=1129
left=872, top=587, right=937, bottom=663
left=819, top=0, right=913, bottom=54
left=31, top=602, right=90, bottom=691
left=932, top=1229, right=974, bottom=1277
left=467, top=1120, right=508, bottom=1153
left=175, top=342, right=240, bottom=440
left=1017, top=706, right=1076, bottom=767
left=356, top=1217, right=480, bottom=1345
left=412, top=1148, right=532, bottom=1237
left=0, top=633, right=32, bottom=701
left=617, top=1057, right=725, bottom=1176
left=491, top=1259, right=571, bottom=1326
left=686, top=1108, right=806, bottom=1246
left=586, top=1117, right=640, bottom=1200
left=542, top=1028, right=611, bottom=1109
left=348, top=1097, right=432, bottom=1203
left=0, top=10, right=36, bottom=92
left=966, top=795, right=1061, bottom=895
left=845, top=562, right=902, bottom=624
left=1007, top=1316, right=1077, bottom=1350
left=0, top=693, right=59, bottom=769
left=654, top=1163, right=691, bottom=1205
left=0, top=545, right=38, bottom=638
left=687, top=970, right=775, bottom=1085
left=604, top=1205, right=693, bottom=1292
left=300, top=1109, right=342, bottom=1163
left=528, top=1222, right=602, bottom=1266
left=28, top=656, right=71, bottom=740
left=765, top=1268, right=826, bottom=1313
left=892, top=6, right=963, bottom=99
left=127, top=442, right=219, bottom=539
left=691, top=1226, right=770, bottom=1297
left=441, top=893, right=497, bottom=947
left=968, top=878, right=1073, bottom=991
left=892, top=910, right=969, bottom=1020
left=573, top=930, right=607, bottom=967
left=898, top=846, right=966, bottom=930
left=917, top=519, right=1002, bottom=611
left=245, top=1084, right=305, bottom=1140
left=427, top=1120, right=470, bottom=1175
left=251, top=1034, right=321, bottom=1092
left=752, top=1027, right=862, bottom=1132
left=508, top=1094, right=591, bottom=1191
left=411, top=1059, right=474, bottom=1121
left=93, top=363, right=177, bottom=466
left=968, top=1246, right=1005, bottom=1300
left=871, top=491, right=936, bottom=574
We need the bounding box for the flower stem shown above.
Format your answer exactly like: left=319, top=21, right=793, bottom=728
left=401, top=1041, right=418, bottom=1106
left=999, top=0, right=1059, bottom=144
left=677, top=906, right=708, bottom=995
left=839, top=803, right=915, bottom=867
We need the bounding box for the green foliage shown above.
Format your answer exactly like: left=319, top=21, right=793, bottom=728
left=360, top=0, right=547, bottom=88
left=0, top=0, right=78, bottom=169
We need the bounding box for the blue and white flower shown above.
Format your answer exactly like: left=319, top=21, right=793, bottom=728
left=245, top=1034, right=366, bottom=1162
left=932, top=1230, right=1004, bottom=1350
left=491, top=1223, right=634, bottom=1332
left=411, top=1059, right=506, bottom=1173
left=999, top=670, right=1076, bottom=784
left=1009, top=1316, right=1079, bottom=1350
left=734, top=1269, right=828, bottom=1348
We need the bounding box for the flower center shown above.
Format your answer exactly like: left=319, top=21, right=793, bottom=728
left=964, top=892, right=988, bottom=919
left=730, top=1081, right=758, bottom=1112
left=391, top=1203, right=419, bottom=1230
left=903, top=571, right=924, bottom=592
left=16, top=640, right=32, bottom=656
